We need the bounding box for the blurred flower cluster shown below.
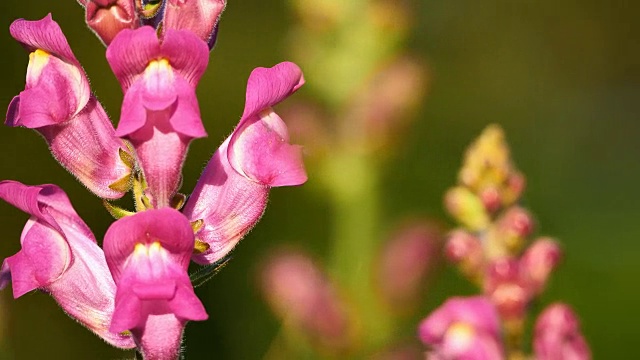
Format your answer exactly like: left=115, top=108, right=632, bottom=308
left=418, top=125, right=591, bottom=360
left=258, top=0, right=441, bottom=358
left=1, top=1, right=307, bottom=359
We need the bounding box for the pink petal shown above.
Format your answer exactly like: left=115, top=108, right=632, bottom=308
left=106, top=26, right=161, bottom=93
left=8, top=16, right=90, bottom=127
left=103, top=208, right=195, bottom=282
left=228, top=62, right=307, bottom=186
left=10, top=15, right=80, bottom=67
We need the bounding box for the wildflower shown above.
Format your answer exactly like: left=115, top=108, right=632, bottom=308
left=106, top=26, right=209, bottom=207
left=104, top=208, right=207, bottom=358
left=183, top=61, right=307, bottom=265
left=6, top=15, right=133, bottom=199
left=0, top=181, right=134, bottom=349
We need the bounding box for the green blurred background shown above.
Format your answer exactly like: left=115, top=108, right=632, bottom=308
left=0, top=0, right=638, bottom=358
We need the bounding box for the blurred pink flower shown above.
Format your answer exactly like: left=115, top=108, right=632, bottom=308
left=534, top=303, right=591, bottom=360
left=418, top=296, right=504, bottom=360
left=260, top=249, right=350, bottom=350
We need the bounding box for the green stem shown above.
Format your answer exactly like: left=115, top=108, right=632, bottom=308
left=322, top=150, right=393, bottom=353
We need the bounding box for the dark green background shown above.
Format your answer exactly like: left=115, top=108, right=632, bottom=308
left=0, top=1, right=637, bottom=358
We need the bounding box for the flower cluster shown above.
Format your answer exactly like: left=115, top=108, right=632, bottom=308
left=418, top=125, right=590, bottom=359
left=2, top=2, right=306, bottom=359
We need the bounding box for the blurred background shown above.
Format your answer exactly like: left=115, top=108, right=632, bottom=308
left=0, top=0, right=638, bottom=358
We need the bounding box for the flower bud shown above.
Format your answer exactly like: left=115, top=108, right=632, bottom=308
left=484, top=258, right=530, bottom=320
left=444, top=187, right=490, bottom=231
left=520, top=238, right=562, bottom=295
left=80, top=0, right=139, bottom=45
left=445, top=230, right=484, bottom=280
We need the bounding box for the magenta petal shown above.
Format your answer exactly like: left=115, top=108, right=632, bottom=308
left=9, top=16, right=90, bottom=127
left=229, top=109, right=307, bottom=186
left=163, top=0, right=226, bottom=47
left=0, top=181, right=134, bottom=349
left=241, top=62, right=305, bottom=120
left=183, top=139, right=269, bottom=265
left=106, top=26, right=161, bottom=93
left=228, top=62, right=307, bottom=186
left=104, top=208, right=195, bottom=281
left=10, top=14, right=80, bottom=66
left=160, top=29, right=210, bottom=87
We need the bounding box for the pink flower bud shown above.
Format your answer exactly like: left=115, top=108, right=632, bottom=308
left=445, top=230, right=484, bottom=279
left=80, top=0, right=139, bottom=45
left=484, top=258, right=530, bottom=320
left=520, top=238, right=562, bottom=295
left=497, top=206, right=534, bottom=239
left=534, top=303, right=591, bottom=360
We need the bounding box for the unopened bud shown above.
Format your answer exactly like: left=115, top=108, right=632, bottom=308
left=444, top=187, right=490, bottom=231
left=520, top=238, right=562, bottom=295
left=445, top=230, right=484, bottom=280
left=484, top=258, right=530, bottom=320
left=81, top=0, right=139, bottom=45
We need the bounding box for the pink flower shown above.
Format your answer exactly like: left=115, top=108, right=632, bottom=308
left=418, top=296, right=504, bottom=360
left=534, top=303, right=591, bottom=360
left=183, top=61, right=307, bottom=265
left=106, top=26, right=209, bottom=208
left=103, top=208, right=208, bottom=359
left=0, top=180, right=134, bottom=349
left=6, top=15, right=132, bottom=199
